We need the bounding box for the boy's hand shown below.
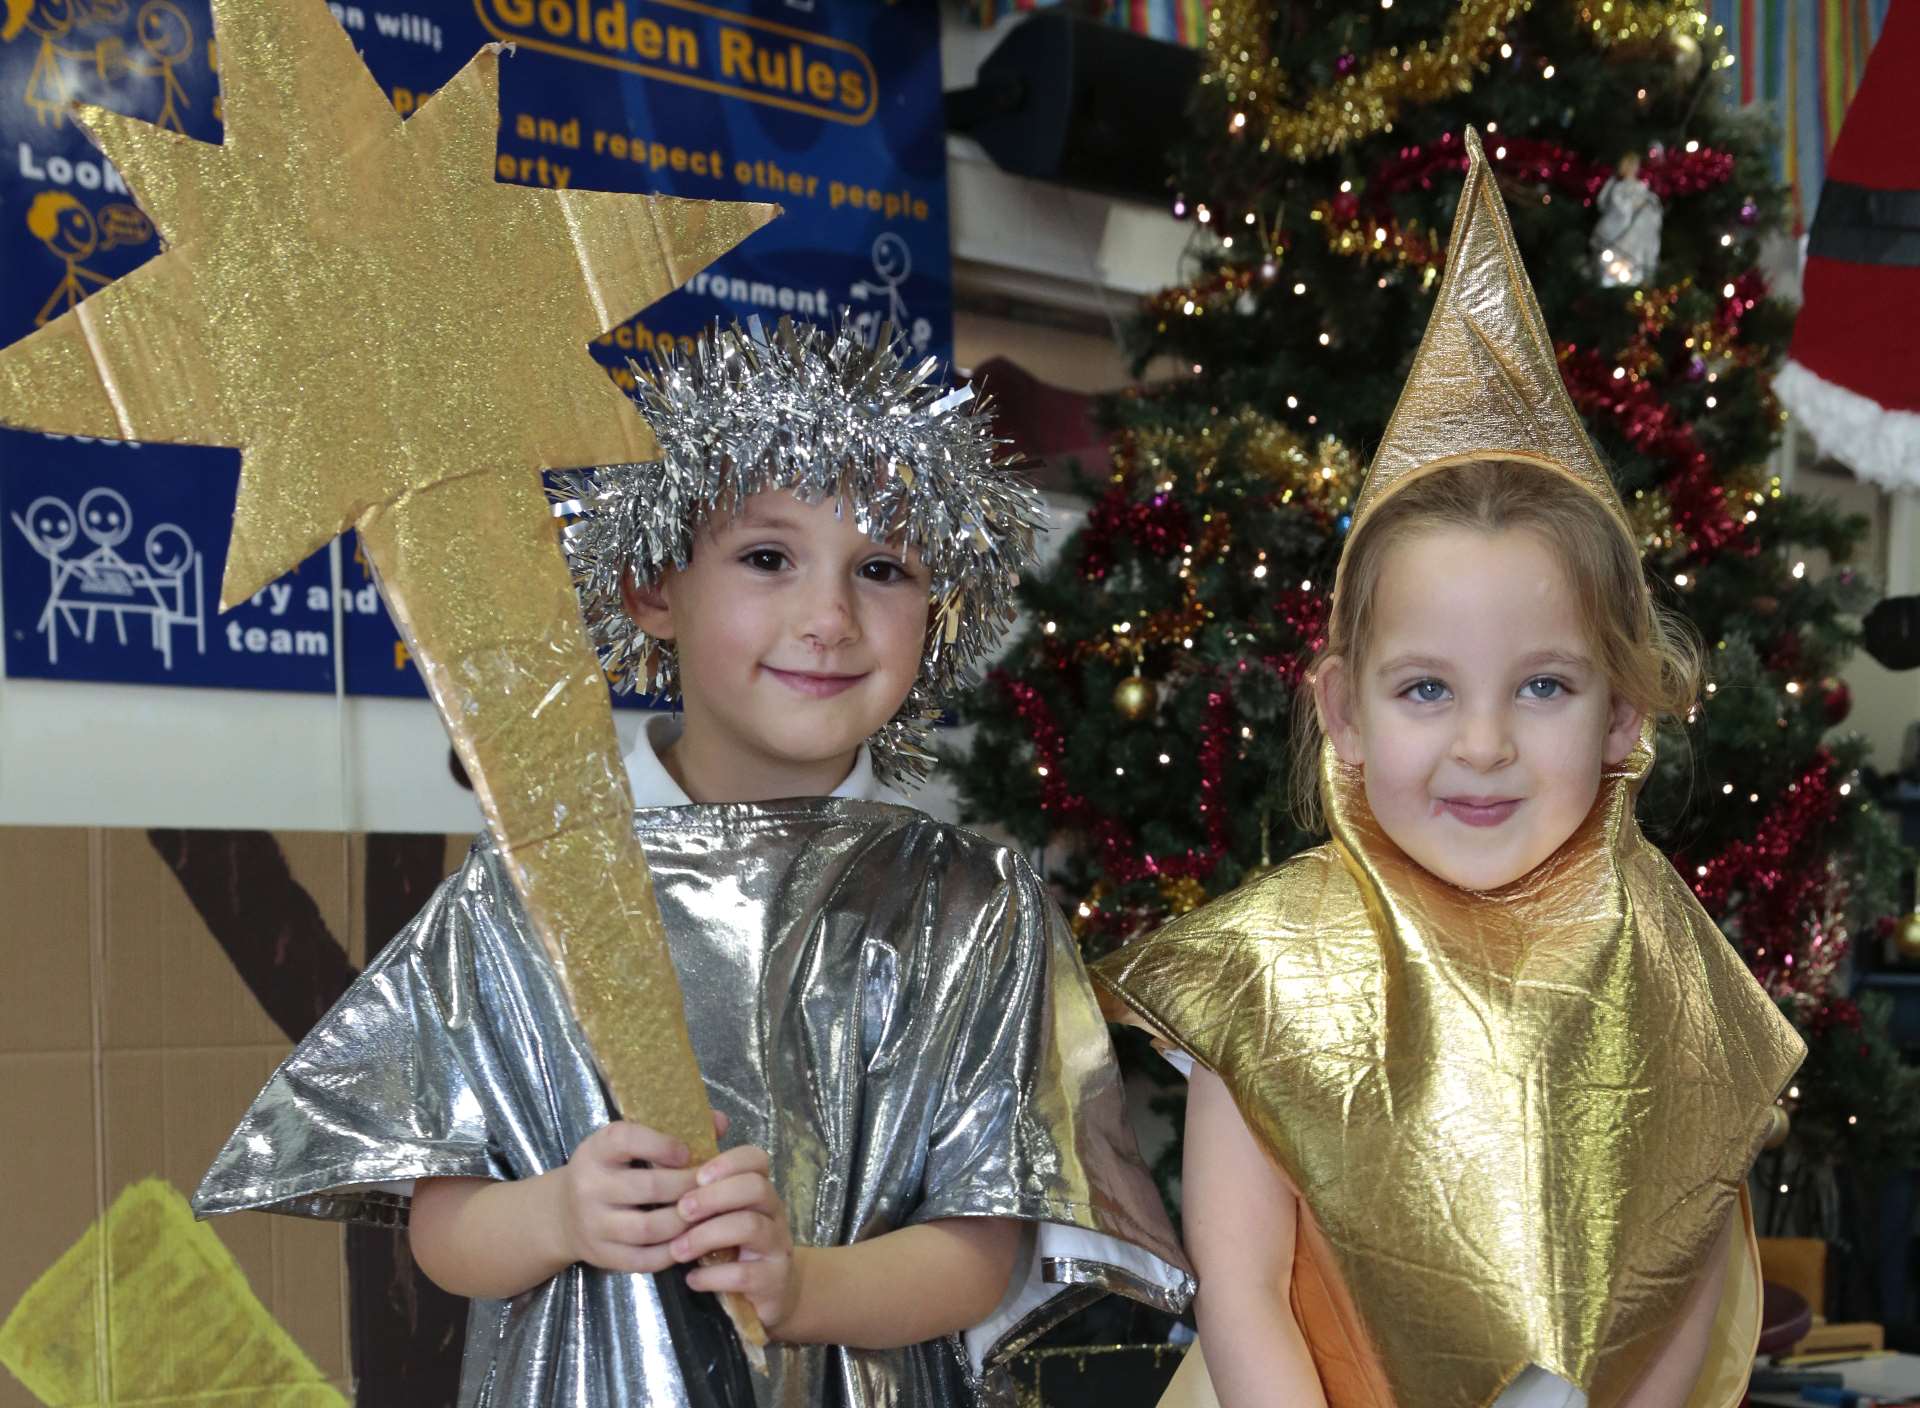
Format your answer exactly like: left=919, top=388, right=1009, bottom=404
left=672, top=1144, right=801, bottom=1331
left=555, top=1114, right=724, bottom=1276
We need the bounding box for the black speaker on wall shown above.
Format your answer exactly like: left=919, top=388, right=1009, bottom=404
left=946, top=11, right=1203, bottom=205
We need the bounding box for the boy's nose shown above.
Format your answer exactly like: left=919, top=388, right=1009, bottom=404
left=799, top=580, right=858, bottom=649
left=1451, top=705, right=1517, bottom=770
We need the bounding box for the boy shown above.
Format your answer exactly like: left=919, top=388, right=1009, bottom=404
left=194, top=318, right=1192, bottom=1407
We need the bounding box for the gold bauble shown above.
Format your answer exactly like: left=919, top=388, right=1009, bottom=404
left=1762, top=1104, right=1790, bottom=1151
left=1896, top=911, right=1920, bottom=960
left=1113, top=674, right=1159, bottom=722
left=1668, top=30, right=1704, bottom=83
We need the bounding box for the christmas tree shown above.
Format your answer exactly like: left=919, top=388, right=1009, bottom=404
left=950, top=0, right=1914, bottom=1231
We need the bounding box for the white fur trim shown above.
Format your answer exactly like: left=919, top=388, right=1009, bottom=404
left=1775, top=359, right=1920, bottom=489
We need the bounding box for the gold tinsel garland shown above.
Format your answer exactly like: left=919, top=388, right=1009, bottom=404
left=1205, top=0, right=1711, bottom=161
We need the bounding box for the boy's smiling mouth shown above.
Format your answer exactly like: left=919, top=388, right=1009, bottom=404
left=762, top=666, right=868, bottom=698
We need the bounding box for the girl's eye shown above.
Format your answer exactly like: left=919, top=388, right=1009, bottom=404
left=1523, top=677, right=1566, bottom=700
left=859, top=558, right=910, bottom=583
left=1403, top=679, right=1449, bottom=704
left=742, top=549, right=788, bottom=573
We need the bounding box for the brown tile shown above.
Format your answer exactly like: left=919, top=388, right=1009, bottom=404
left=0, top=828, right=95, bottom=1055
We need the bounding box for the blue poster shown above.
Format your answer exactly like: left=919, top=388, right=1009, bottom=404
left=0, top=0, right=950, bottom=697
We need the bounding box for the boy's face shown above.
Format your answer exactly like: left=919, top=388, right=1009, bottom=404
left=626, top=489, right=930, bottom=799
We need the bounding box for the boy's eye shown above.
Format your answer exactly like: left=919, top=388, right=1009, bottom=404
left=1402, top=679, right=1449, bottom=704
left=1522, top=677, right=1566, bottom=700
left=741, top=549, right=788, bottom=572
left=859, top=558, right=910, bottom=583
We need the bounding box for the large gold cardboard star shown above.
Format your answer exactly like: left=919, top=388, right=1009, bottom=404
left=0, top=0, right=777, bottom=1353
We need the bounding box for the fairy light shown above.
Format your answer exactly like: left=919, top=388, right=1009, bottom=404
left=1499, top=41, right=1513, bottom=57
left=1043, top=620, right=1057, bottom=635
left=1722, top=783, right=1733, bottom=795
left=1792, top=560, right=1807, bottom=578
left=1172, top=198, right=1186, bottom=218
left=1253, top=564, right=1269, bottom=579
left=1231, top=111, right=1247, bottom=131
left=1339, top=180, right=1353, bottom=193
left=1675, top=572, right=1689, bottom=586
left=1785, top=681, right=1801, bottom=695
left=1115, top=766, right=1125, bottom=776
left=1720, top=233, right=1734, bottom=246
left=1196, top=204, right=1212, bottom=224
left=1036, top=765, right=1049, bottom=776
left=1704, top=396, right=1717, bottom=408
left=1244, top=211, right=1257, bottom=225
left=1159, top=753, right=1172, bottom=765
left=1542, top=63, right=1556, bottom=78
left=1840, top=782, right=1853, bottom=796
left=1077, top=902, right=1092, bottom=917
left=1300, top=579, right=1313, bottom=591
left=1685, top=140, right=1700, bottom=153
left=1318, top=332, right=1332, bottom=345
left=1293, top=281, right=1307, bottom=295
left=1722, top=282, right=1737, bottom=298
left=1286, top=395, right=1299, bottom=408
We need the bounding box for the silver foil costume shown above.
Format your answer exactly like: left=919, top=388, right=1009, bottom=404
left=194, top=799, right=1193, bottom=1407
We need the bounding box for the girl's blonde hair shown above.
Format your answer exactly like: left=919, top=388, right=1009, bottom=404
left=1290, top=457, right=1704, bottom=831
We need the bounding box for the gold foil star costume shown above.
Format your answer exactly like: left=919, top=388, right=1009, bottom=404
left=0, top=0, right=777, bottom=1354
left=1094, top=128, right=1804, bottom=1408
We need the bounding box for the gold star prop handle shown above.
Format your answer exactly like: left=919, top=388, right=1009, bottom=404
left=0, top=0, right=777, bottom=1357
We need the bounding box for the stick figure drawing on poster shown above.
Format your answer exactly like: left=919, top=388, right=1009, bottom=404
left=5, top=0, right=128, bottom=127
left=27, top=191, right=154, bottom=325
left=851, top=231, right=912, bottom=327
left=9, top=487, right=206, bottom=668
left=129, top=0, right=190, bottom=132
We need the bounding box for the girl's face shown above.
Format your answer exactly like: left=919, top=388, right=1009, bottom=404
left=625, top=489, right=930, bottom=803
left=1316, top=526, right=1643, bottom=892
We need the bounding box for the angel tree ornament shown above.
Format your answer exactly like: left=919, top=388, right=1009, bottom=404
left=1591, top=151, right=1664, bottom=287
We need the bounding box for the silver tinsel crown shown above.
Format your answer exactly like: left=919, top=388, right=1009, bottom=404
left=552, top=315, right=1044, bottom=787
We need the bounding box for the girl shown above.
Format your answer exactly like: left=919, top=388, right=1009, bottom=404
left=1095, top=131, right=1802, bottom=1408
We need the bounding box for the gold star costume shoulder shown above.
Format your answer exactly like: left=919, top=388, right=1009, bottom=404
left=1093, top=130, right=1804, bottom=1408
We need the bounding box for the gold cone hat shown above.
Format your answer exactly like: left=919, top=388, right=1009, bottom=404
left=1350, top=127, right=1628, bottom=540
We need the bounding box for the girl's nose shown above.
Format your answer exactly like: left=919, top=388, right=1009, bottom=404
left=1451, top=704, right=1517, bottom=770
